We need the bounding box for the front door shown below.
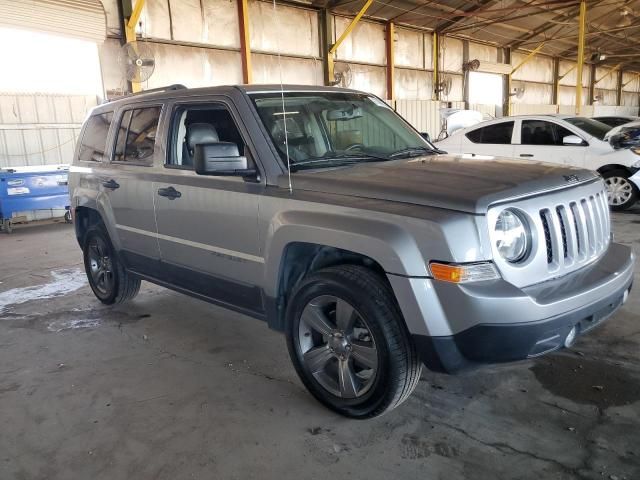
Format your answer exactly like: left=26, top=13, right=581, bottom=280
left=104, top=105, right=163, bottom=272
left=153, top=100, right=264, bottom=315
left=512, top=119, right=588, bottom=167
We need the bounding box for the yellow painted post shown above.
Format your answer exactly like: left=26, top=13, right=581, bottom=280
left=432, top=32, right=439, bottom=100
left=238, top=0, right=252, bottom=84
left=386, top=21, right=395, bottom=100
left=125, top=0, right=146, bottom=93
left=327, top=0, right=374, bottom=83
left=575, top=0, right=587, bottom=115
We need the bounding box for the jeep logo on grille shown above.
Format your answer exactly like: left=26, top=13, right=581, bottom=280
left=563, top=174, right=580, bottom=183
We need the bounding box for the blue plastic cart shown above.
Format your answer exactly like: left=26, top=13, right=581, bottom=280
left=0, top=165, right=71, bottom=233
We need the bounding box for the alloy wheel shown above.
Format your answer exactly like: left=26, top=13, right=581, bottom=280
left=297, top=295, right=378, bottom=399
left=87, top=236, right=115, bottom=295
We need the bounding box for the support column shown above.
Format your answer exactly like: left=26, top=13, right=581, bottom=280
left=320, top=9, right=333, bottom=86
left=238, top=0, right=252, bottom=84
left=432, top=31, right=439, bottom=101
left=385, top=21, right=395, bottom=101
left=616, top=69, right=623, bottom=106
left=462, top=40, right=469, bottom=109
left=552, top=57, right=560, bottom=107
left=588, top=63, right=597, bottom=106
left=575, top=0, right=586, bottom=114
left=503, top=47, right=511, bottom=116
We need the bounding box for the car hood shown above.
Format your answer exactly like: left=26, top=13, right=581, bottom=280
left=280, top=155, right=600, bottom=214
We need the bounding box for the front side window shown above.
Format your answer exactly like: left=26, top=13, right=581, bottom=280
left=113, top=106, right=161, bottom=164
left=167, top=103, right=247, bottom=169
left=521, top=120, right=578, bottom=146
left=78, top=112, right=113, bottom=162
left=565, top=117, right=610, bottom=140
left=466, top=121, right=514, bottom=144
left=249, top=92, right=435, bottom=170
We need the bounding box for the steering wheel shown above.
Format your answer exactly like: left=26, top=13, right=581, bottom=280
left=344, top=143, right=365, bottom=152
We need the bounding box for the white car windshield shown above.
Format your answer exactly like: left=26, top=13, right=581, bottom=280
left=250, top=91, right=437, bottom=170
left=565, top=117, right=611, bottom=141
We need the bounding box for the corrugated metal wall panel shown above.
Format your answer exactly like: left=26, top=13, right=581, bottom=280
left=0, top=93, right=96, bottom=168
left=394, top=99, right=464, bottom=138
left=0, top=0, right=106, bottom=42
left=593, top=105, right=639, bottom=116
left=469, top=103, right=497, bottom=117
left=510, top=103, right=557, bottom=115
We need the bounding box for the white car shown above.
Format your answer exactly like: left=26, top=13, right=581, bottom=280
left=437, top=114, right=640, bottom=210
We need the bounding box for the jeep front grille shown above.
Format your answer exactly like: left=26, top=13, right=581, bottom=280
left=538, top=189, right=610, bottom=271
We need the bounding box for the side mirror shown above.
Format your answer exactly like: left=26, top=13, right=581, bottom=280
left=563, top=134, right=584, bottom=146
left=194, top=142, right=255, bottom=177
left=420, top=132, right=431, bottom=142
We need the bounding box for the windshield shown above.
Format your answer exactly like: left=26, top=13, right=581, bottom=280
left=565, top=117, right=611, bottom=140
left=249, top=91, right=436, bottom=170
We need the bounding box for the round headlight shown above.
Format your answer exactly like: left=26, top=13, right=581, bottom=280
left=494, top=209, right=529, bottom=263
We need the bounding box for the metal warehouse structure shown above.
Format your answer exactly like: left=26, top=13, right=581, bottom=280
left=0, top=0, right=639, bottom=167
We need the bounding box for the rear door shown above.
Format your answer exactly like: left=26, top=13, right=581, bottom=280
left=512, top=119, right=588, bottom=167
left=460, top=120, right=515, bottom=157
left=104, top=104, right=163, bottom=272
left=153, top=98, right=264, bottom=315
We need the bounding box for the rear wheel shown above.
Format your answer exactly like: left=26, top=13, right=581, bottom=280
left=602, top=169, right=639, bottom=211
left=82, top=226, right=140, bottom=304
left=285, top=265, right=422, bottom=419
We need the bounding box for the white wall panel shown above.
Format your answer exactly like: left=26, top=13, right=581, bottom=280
left=558, top=104, right=594, bottom=116
left=622, top=72, right=640, bottom=92
left=394, top=68, right=432, bottom=100
left=333, top=61, right=385, bottom=97
left=395, top=27, right=423, bottom=68
left=251, top=2, right=318, bottom=57
left=469, top=43, right=497, bottom=63
left=168, top=0, right=203, bottom=43
left=510, top=103, right=557, bottom=115
left=593, top=105, right=638, bottom=116
left=511, top=82, right=552, bottom=104
left=558, top=60, right=590, bottom=87
left=595, top=89, right=617, bottom=106
left=203, top=0, right=240, bottom=48
left=141, top=0, right=172, bottom=40
left=558, top=85, right=589, bottom=106
left=334, top=17, right=385, bottom=65
left=441, top=37, right=462, bottom=73
left=439, top=73, right=463, bottom=102
left=594, top=67, right=618, bottom=90
left=146, top=43, right=242, bottom=89
left=469, top=103, right=497, bottom=117
left=622, top=92, right=639, bottom=107
left=511, top=53, right=553, bottom=83
left=99, top=38, right=125, bottom=97
left=252, top=54, right=321, bottom=85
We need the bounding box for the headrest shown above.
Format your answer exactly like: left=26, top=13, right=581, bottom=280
left=187, top=123, right=219, bottom=150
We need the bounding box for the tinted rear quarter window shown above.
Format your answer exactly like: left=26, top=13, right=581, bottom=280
left=78, top=112, right=113, bottom=162
left=466, top=121, right=514, bottom=144
left=113, top=106, right=161, bottom=165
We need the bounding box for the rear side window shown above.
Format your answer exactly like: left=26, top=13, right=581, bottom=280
left=78, top=112, right=113, bottom=162
left=113, top=106, right=161, bottom=165
left=466, top=121, right=514, bottom=144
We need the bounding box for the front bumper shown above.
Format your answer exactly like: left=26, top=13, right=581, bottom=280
left=388, top=242, right=635, bottom=373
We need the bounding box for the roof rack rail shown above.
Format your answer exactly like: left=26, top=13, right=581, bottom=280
left=109, top=84, right=187, bottom=101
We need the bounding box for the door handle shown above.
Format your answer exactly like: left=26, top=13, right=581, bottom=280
left=157, top=186, right=182, bottom=200
left=520, top=154, right=534, bottom=158
left=102, top=179, right=120, bottom=189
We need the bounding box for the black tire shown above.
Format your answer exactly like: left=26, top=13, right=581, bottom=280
left=82, top=225, right=141, bottom=305
left=285, top=265, right=422, bottom=419
left=602, top=169, right=639, bottom=211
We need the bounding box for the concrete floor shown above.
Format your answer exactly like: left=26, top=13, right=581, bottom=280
left=0, top=207, right=638, bottom=480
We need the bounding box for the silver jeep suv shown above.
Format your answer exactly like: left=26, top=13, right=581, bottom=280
left=69, top=84, right=635, bottom=418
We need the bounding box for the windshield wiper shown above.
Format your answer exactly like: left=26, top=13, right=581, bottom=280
left=389, top=146, right=440, bottom=158
left=290, top=152, right=390, bottom=170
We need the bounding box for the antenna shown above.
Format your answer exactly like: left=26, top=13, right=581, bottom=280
left=272, top=0, right=292, bottom=194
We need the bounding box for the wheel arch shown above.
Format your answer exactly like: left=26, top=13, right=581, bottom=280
left=597, top=164, right=633, bottom=176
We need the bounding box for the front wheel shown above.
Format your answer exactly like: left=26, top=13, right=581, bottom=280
left=603, top=169, right=639, bottom=211
left=82, top=226, right=141, bottom=304
left=285, top=265, right=422, bottom=419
